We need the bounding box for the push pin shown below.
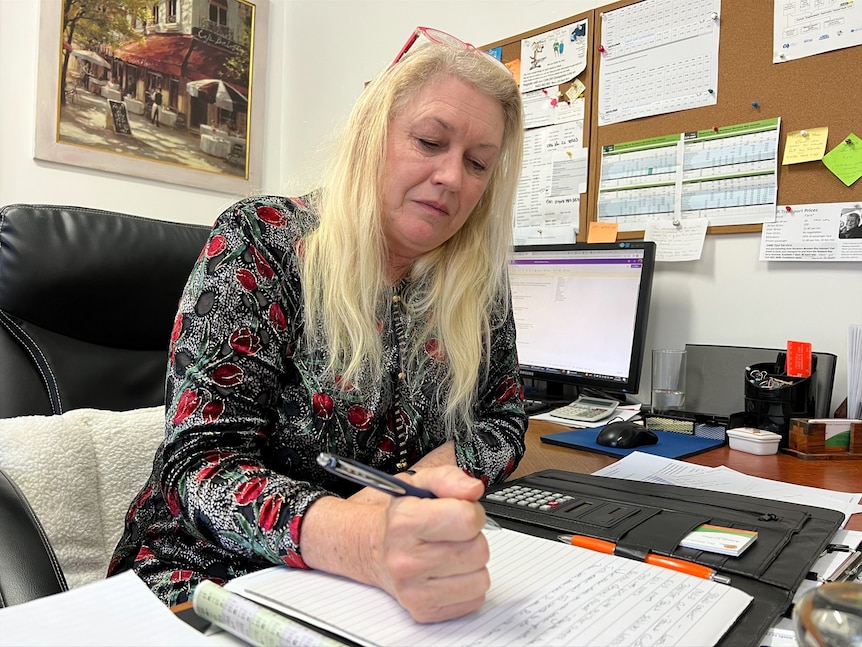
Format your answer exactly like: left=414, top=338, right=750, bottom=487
left=713, top=125, right=719, bottom=133
left=597, top=45, right=606, bottom=53
left=785, top=205, right=792, bottom=212
left=846, top=138, right=854, bottom=145
left=710, top=11, right=719, bottom=20
left=672, top=219, right=681, bottom=227
left=707, top=88, right=714, bottom=94
left=550, top=98, right=558, bottom=106
left=800, top=130, right=809, bottom=137
left=751, top=101, right=759, bottom=108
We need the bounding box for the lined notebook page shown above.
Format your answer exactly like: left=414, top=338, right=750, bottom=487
left=0, top=571, right=213, bottom=647
left=227, top=529, right=752, bottom=647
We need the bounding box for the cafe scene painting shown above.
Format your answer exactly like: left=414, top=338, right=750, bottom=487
left=40, top=0, right=262, bottom=192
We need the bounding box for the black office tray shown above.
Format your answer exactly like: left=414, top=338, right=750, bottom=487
left=481, top=470, right=844, bottom=647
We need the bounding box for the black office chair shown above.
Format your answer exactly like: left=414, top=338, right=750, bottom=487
left=0, top=204, right=211, bottom=418
left=0, top=204, right=210, bottom=607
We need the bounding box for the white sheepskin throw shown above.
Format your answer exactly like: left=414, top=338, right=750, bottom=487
left=0, top=407, right=165, bottom=589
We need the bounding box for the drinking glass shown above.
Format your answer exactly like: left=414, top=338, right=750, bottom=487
left=651, top=349, right=686, bottom=414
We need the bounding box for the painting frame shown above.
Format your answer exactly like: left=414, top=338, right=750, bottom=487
left=34, top=0, right=268, bottom=195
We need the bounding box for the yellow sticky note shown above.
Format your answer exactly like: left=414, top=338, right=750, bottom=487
left=588, top=221, right=618, bottom=243
left=782, top=127, right=828, bottom=165
left=822, top=133, right=862, bottom=187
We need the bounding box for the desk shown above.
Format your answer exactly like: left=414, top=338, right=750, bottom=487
left=519, top=419, right=862, bottom=531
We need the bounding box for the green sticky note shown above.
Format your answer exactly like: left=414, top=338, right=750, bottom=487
left=822, top=133, right=862, bottom=186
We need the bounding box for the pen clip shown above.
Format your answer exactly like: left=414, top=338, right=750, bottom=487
left=317, top=453, right=433, bottom=498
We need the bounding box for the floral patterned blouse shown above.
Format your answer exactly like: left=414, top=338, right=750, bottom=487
left=108, top=195, right=527, bottom=606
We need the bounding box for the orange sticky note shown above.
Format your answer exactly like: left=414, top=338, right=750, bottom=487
left=588, top=221, right=618, bottom=243
left=786, top=340, right=812, bottom=378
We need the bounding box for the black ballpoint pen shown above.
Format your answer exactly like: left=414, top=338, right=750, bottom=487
left=317, top=452, right=500, bottom=529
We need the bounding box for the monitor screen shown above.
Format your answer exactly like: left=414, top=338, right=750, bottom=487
left=509, top=241, right=656, bottom=401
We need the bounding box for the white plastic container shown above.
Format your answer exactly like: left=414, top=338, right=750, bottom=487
left=726, top=427, right=782, bottom=455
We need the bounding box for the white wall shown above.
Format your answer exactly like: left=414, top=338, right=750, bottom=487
left=2, top=0, right=859, bottom=411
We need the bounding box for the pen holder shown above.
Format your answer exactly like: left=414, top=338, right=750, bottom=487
left=743, top=362, right=815, bottom=447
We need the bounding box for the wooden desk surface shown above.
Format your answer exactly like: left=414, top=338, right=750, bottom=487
left=516, top=419, right=862, bottom=531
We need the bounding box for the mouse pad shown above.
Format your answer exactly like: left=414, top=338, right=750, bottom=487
left=540, top=427, right=725, bottom=459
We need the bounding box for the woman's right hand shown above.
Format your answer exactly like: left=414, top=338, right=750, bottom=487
left=301, top=465, right=492, bottom=623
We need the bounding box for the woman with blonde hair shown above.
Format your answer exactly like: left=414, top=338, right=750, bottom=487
left=111, top=28, right=527, bottom=623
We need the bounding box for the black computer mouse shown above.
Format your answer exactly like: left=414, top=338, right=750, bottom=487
left=596, top=420, right=658, bottom=449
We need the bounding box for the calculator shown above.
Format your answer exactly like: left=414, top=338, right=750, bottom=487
left=549, top=396, right=619, bottom=423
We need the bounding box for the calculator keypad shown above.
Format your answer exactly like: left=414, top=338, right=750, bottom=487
left=485, top=485, right=576, bottom=511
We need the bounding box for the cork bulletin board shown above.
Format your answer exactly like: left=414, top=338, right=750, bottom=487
left=487, top=0, right=862, bottom=240
left=484, top=10, right=596, bottom=238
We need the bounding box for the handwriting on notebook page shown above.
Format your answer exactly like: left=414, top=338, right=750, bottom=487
left=228, top=528, right=752, bottom=647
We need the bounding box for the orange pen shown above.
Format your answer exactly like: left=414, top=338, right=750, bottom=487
left=558, top=534, right=732, bottom=585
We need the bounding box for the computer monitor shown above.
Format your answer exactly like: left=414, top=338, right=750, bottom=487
left=509, top=241, right=656, bottom=403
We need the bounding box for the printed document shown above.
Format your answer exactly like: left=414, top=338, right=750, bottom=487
left=227, top=528, right=752, bottom=647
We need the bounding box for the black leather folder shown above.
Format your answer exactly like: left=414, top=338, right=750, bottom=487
left=481, top=470, right=844, bottom=647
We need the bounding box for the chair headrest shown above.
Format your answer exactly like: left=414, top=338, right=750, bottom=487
left=0, top=204, right=211, bottom=350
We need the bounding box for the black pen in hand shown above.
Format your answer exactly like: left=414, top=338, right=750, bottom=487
left=316, top=452, right=501, bottom=530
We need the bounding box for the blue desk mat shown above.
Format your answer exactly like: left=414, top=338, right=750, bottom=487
left=540, top=427, right=725, bottom=460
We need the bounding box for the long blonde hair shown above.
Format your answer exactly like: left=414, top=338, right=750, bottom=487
left=301, top=43, right=524, bottom=438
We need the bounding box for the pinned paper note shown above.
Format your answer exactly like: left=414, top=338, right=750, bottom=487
left=567, top=79, right=586, bottom=101
left=588, top=221, right=618, bottom=242
left=782, top=127, right=828, bottom=164
left=644, top=218, right=708, bottom=262
left=822, top=133, right=862, bottom=186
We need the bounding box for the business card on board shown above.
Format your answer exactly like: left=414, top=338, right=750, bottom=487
left=680, top=524, right=758, bottom=557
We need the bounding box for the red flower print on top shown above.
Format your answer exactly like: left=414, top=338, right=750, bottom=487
left=170, top=313, right=183, bottom=345
left=256, top=206, right=287, bottom=226
left=424, top=338, right=445, bottom=361
left=312, top=392, right=334, bottom=419
left=170, top=569, right=194, bottom=582
left=347, top=405, right=373, bottom=431
left=206, top=235, right=227, bottom=257
left=194, top=451, right=234, bottom=481
left=269, top=302, right=287, bottom=330
left=236, top=268, right=257, bottom=291
left=202, top=399, right=224, bottom=422
left=501, top=458, right=516, bottom=479
left=165, top=487, right=182, bottom=516
left=213, top=363, right=243, bottom=387
left=136, top=546, right=155, bottom=561
left=494, top=376, right=519, bottom=403
left=378, top=435, right=395, bottom=453
left=128, top=486, right=153, bottom=519
left=250, top=246, right=275, bottom=279
left=282, top=549, right=309, bottom=569
left=235, top=476, right=268, bottom=505
left=174, top=388, right=202, bottom=425
left=334, top=374, right=355, bottom=392
left=229, top=328, right=262, bottom=355
left=288, top=515, right=302, bottom=544
left=259, top=494, right=283, bottom=531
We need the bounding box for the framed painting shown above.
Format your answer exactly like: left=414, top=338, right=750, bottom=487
left=35, top=0, right=268, bottom=194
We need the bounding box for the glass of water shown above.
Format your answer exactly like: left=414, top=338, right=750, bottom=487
left=651, top=349, right=686, bottom=414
